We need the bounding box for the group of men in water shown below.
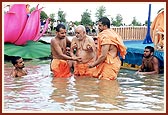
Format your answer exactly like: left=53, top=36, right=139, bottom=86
left=10, top=17, right=160, bottom=79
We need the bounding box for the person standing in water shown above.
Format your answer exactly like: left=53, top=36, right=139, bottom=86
left=136, top=46, right=159, bottom=75
left=10, top=56, right=28, bottom=77
left=88, top=17, right=127, bottom=80
left=50, top=24, right=81, bottom=78
left=70, top=25, right=97, bottom=77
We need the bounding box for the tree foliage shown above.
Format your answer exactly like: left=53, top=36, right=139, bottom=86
left=49, top=13, right=56, bottom=22
left=81, top=9, right=92, bottom=26
left=40, top=11, right=48, bottom=20
left=74, top=21, right=81, bottom=26
left=95, top=5, right=106, bottom=21
left=111, top=14, right=123, bottom=27
left=30, top=7, right=48, bottom=20
left=57, top=8, right=66, bottom=23
left=131, top=17, right=141, bottom=26
left=30, top=7, right=35, bottom=13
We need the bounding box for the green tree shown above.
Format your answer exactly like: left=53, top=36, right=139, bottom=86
left=111, top=14, right=123, bottom=27
left=57, top=8, right=66, bottom=23
left=40, top=11, right=48, bottom=20
left=145, top=20, right=148, bottom=26
left=144, top=20, right=152, bottom=26
left=81, top=9, right=92, bottom=26
left=74, top=21, right=81, bottom=26
left=30, top=7, right=35, bottom=13
left=49, top=13, right=56, bottom=22
left=30, top=7, right=48, bottom=20
left=95, top=5, right=106, bottom=21
left=131, top=17, right=141, bottom=26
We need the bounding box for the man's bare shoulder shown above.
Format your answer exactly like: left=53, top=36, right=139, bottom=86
left=153, top=56, right=159, bottom=61
left=10, top=69, right=15, bottom=77
left=51, top=37, right=58, bottom=44
left=86, top=36, right=94, bottom=43
left=51, top=37, right=56, bottom=41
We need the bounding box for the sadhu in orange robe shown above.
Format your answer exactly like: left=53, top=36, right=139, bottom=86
left=74, top=59, right=96, bottom=77
left=71, top=37, right=96, bottom=77
left=93, top=29, right=127, bottom=80
left=151, top=10, right=164, bottom=48
left=50, top=59, right=71, bottom=78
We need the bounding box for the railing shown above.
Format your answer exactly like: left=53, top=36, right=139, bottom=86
left=111, top=26, right=147, bottom=40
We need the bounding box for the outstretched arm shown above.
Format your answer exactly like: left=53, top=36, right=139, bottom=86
left=136, top=57, right=159, bottom=75
left=88, top=44, right=110, bottom=68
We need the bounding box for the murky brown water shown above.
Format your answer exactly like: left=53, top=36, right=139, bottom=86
left=3, top=59, right=165, bottom=112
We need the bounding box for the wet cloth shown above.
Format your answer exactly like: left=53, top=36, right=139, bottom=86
left=151, top=10, right=164, bottom=46
left=74, top=59, right=96, bottom=77
left=93, top=29, right=127, bottom=80
left=51, top=59, right=71, bottom=78
left=93, top=56, right=121, bottom=80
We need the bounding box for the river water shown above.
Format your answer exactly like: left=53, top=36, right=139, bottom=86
left=3, top=59, right=165, bottom=112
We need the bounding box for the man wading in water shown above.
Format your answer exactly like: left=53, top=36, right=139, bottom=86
left=136, top=46, right=159, bottom=75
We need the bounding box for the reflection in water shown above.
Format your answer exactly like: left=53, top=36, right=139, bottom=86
left=51, top=76, right=78, bottom=111
left=51, top=76, right=123, bottom=111
left=3, top=59, right=165, bottom=112
left=118, top=69, right=164, bottom=111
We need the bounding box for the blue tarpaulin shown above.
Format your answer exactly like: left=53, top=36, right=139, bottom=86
left=122, top=40, right=164, bottom=67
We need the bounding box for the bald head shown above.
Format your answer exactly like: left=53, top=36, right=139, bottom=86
left=75, top=25, right=86, bottom=40
left=75, top=25, right=86, bottom=32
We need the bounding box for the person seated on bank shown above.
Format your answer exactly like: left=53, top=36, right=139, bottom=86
left=136, top=46, right=159, bottom=75
left=70, top=25, right=97, bottom=77
left=10, top=56, right=28, bottom=77
left=50, top=24, right=82, bottom=78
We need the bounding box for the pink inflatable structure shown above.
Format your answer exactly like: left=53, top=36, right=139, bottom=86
left=4, top=4, right=49, bottom=45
